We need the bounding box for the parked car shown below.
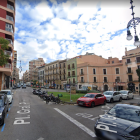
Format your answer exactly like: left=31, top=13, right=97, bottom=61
left=94, top=103, right=140, bottom=140
left=12, top=85, right=17, bottom=89
left=22, top=84, right=26, bottom=89
left=44, top=86, right=49, bottom=89
left=0, top=94, right=9, bottom=126
left=103, top=91, right=122, bottom=103
left=120, top=90, right=134, bottom=100
left=41, top=86, right=44, bottom=88
left=17, top=85, right=21, bottom=88
left=77, top=93, right=106, bottom=107
left=49, top=86, right=55, bottom=89
left=0, top=90, right=13, bottom=104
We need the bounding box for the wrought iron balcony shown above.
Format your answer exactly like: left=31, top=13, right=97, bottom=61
left=80, top=72, right=84, bottom=75
left=126, top=70, right=133, bottom=74
left=6, top=15, right=14, bottom=22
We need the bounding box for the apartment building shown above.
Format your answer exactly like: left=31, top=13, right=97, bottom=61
left=32, top=67, right=38, bottom=81
left=11, top=50, right=17, bottom=85
left=38, top=66, right=45, bottom=86
left=45, top=60, right=60, bottom=88
left=15, top=67, right=19, bottom=83
left=23, top=70, right=29, bottom=83
left=77, top=55, right=123, bottom=91
left=122, top=46, right=140, bottom=92
left=59, top=59, right=67, bottom=89
left=0, top=0, right=15, bottom=90
left=29, top=58, right=45, bottom=82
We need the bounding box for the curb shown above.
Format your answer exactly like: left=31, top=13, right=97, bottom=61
left=60, top=100, right=77, bottom=105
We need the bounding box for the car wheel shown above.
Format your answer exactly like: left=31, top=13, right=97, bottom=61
left=110, top=98, right=113, bottom=103
left=103, top=100, right=106, bottom=105
left=132, top=96, right=134, bottom=99
left=0, top=118, right=4, bottom=126
left=119, top=97, right=122, bottom=102
left=46, top=100, right=49, bottom=104
left=56, top=98, right=60, bottom=104
left=91, top=102, right=95, bottom=108
left=127, top=96, right=129, bottom=100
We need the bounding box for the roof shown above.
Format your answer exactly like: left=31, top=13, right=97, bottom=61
left=87, top=93, right=101, bottom=95
left=1, top=90, right=11, bottom=92
left=116, top=103, right=140, bottom=109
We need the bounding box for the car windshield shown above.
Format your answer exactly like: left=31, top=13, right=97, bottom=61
left=0, top=91, right=7, bottom=95
left=7, top=91, right=11, bottom=95
left=0, top=99, right=3, bottom=106
left=103, top=91, right=113, bottom=95
left=84, top=94, right=95, bottom=98
left=108, top=105, right=140, bottom=123
left=120, top=91, right=128, bottom=94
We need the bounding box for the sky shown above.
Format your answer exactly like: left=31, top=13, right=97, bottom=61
left=14, top=0, right=140, bottom=78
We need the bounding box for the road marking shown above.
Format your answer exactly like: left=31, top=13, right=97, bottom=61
left=1, top=124, right=5, bottom=132
left=54, top=108, right=96, bottom=138
left=6, top=114, right=8, bottom=118
left=37, top=137, right=44, bottom=140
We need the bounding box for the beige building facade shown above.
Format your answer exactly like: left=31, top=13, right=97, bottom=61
left=29, top=58, right=44, bottom=82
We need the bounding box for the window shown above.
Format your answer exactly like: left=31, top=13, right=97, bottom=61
left=128, top=67, right=131, bottom=73
left=68, top=65, right=70, bottom=69
left=127, top=59, right=131, bottom=63
left=56, top=64, right=57, bottom=67
left=116, top=77, right=120, bottom=82
left=81, top=77, right=84, bottom=82
left=136, top=57, right=140, bottom=63
left=112, top=61, right=114, bottom=64
left=138, top=65, right=140, bottom=69
left=94, top=77, right=96, bottom=82
left=103, top=69, right=106, bottom=74
left=81, top=69, right=83, bottom=74
left=60, top=64, right=61, bottom=68
left=63, top=63, right=65, bottom=68
left=128, top=75, right=132, bottom=81
left=72, top=63, right=75, bottom=68
left=64, top=75, right=65, bottom=79
left=116, top=68, right=119, bottom=74
left=60, top=76, right=61, bottom=80
left=93, top=69, right=96, bottom=74
left=68, top=72, right=70, bottom=76
left=53, top=65, right=54, bottom=68
left=104, top=77, right=107, bottom=82
left=60, top=70, right=61, bottom=74
left=72, top=71, right=75, bottom=76
left=73, top=78, right=75, bottom=83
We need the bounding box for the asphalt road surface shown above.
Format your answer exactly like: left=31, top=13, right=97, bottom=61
left=0, top=87, right=140, bottom=140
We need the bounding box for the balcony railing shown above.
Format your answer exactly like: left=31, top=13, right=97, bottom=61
left=5, top=38, right=13, bottom=45
left=125, top=61, right=131, bottom=65
left=7, top=4, right=14, bottom=11
left=72, top=67, right=75, bottom=69
left=68, top=67, right=71, bottom=70
left=93, top=80, right=97, bottom=83
left=127, top=79, right=133, bottom=82
left=4, top=50, right=11, bottom=56
left=79, top=80, right=84, bottom=83
left=104, top=80, right=108, bottom=83
left=135, top=60, right=140, bottom=63
left=6, top=15, right=14, bottom=22
left=72, top=74, right=75, bottom=77
left=4, top=63, right=11, bottom=68
left=80, top=72, right=84, bottom=75
left=67, top=75, right=71, bottom=78
left=126, top=70, right=133, bottom=74
left=50, top=67, right=52, bottom=70
left=5, top=27, right=13, bottom=33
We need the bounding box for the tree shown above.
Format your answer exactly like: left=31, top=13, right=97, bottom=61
left=0, top=37, right=10, bottom=66
left=136, top=69, right=140, bottom=82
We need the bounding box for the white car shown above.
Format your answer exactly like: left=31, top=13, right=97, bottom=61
left=119, top=90, right=134, bottom=100
left=0, top=90, right=13, bottom=104
left=103, top=91, right=122, bottom=103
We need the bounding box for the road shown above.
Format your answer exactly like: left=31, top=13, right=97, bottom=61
left=0, top=87, right=140, bottom=140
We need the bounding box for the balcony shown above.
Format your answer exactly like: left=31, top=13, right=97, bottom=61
left=7, top=4, right=14, bottom=11
left=67, top=75, right=71, bottom=78
left=80, top=72, right=84, bottom=75
left=72, top=67, right=75, bottom=69
left=4, top=50, right=12, bottom=56
left=6, top=15, right=14, bottom=22
left=135, top=60, right=140, bottom=64
left=127, top=79, right=133, bottom=82
left=104, top=80, right=108, bottom=83
left=5, top=27, right=13, bottom=33
left=50, top=67, right=52, bottom=70
left=93, top=80, right=97, bottom=83
left=5, top=38, right=13, bottom=45
left=71, top=74, right=75, bottom=77
left=56, top=72, right=59, bottom=75
left=125, top=61, right=131, bottom=65
left=79, top=80, right=84, bottom=83
left=68, top=67, right=71, bottom=70
left=126, top=70, right=133, bottom=74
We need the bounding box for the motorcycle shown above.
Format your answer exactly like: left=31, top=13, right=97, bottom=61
left=45, top=93, right=60, bottom=104
left=32, top=88, right=41, bottom=95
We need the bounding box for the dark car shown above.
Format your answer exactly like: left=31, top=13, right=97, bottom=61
left=0, top=94, right=9, bottom=126
left=12, top=85, right=17, bottom=89
left=22, top=85, right=26, bottom=88
left=77, top=93, right=106, bottom=107
left=94, top=103, right=140, bottom=140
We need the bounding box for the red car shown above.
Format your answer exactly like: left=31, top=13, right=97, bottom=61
left=77, top=93, right=106, bottom=107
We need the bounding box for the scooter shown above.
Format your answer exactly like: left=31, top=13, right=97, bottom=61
left=45, top=93, right=60, bottom=104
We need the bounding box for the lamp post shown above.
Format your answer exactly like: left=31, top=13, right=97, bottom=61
left=126, top=0, right=140, bottom=46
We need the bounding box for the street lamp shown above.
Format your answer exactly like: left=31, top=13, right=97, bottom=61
left=126, top=0, right=140, bottom=46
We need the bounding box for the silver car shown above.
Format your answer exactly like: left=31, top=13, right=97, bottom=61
left=119, top=90, right=134, bottom=100
left=103, top=91, right=122, bottom=103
